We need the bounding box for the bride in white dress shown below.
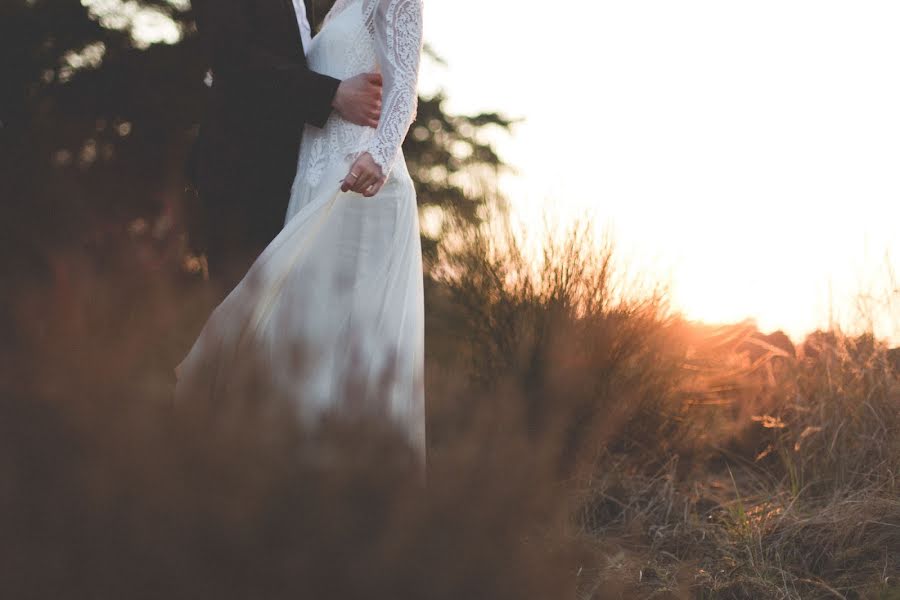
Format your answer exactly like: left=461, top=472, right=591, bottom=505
left=175, top=0, right=426, bottom=465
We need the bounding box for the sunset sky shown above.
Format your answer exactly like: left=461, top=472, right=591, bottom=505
left=420, top=0, right=900, bottom=344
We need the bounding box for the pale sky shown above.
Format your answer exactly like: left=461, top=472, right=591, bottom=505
left=420, top=0, right=900, bottom=344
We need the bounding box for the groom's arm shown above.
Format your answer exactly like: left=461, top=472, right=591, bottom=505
left=194, top=0, right=340, bottom=129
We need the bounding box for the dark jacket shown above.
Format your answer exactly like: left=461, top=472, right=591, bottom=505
left=189, top=0, right=341, bottom=200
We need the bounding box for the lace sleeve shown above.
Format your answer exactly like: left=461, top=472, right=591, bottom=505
left=363, top=0, right=424, bottom=178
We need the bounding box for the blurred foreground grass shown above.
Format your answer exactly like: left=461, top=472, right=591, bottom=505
left=1, top=215, right=898, bottom=600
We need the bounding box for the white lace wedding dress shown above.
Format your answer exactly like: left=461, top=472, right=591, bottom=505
left=175, top=0, right=426, bottom=463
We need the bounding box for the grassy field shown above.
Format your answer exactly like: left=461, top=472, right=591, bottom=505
left=2, top=217, right=898, bottom=599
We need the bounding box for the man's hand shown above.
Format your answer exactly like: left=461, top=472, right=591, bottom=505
left=341, top=153, right=385, bottom=197
left=332, top=73, right=382, bottom=128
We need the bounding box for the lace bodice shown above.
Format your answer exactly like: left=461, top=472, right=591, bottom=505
left=296, top=0, right=424, bottom=188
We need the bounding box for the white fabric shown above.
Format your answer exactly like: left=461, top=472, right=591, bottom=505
left=175, top=0, right=426, bottom=465
left=294, top=0, right=424, bottom=185
left=291, top=0, right=313, bottom=56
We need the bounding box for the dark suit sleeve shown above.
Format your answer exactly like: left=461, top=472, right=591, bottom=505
left=194, top=0, right=341, bottom=129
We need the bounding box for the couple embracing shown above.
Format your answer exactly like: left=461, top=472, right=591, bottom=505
left=178, top=0, right=426, bottom=466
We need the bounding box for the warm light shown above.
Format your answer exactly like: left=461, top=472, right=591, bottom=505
left=422, top=0, right=900, bottom=344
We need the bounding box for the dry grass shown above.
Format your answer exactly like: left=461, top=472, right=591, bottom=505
left=1, top=214, right=898, bottom=599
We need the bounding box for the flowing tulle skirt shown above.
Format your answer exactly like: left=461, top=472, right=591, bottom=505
left=174, top=155, right=425, bottom=463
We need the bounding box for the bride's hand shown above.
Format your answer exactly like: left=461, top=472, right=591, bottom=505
left=341, top=153, right=385, bottom=197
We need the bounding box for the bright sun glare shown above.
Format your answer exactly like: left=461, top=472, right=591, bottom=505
left=420, top=0, right=900, bottom=344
